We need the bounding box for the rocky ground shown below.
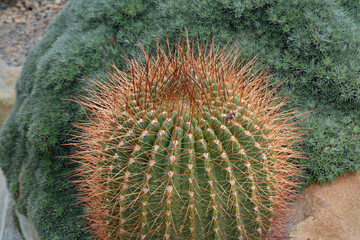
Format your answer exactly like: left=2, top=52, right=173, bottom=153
left=0, top=0, right=69, bottom=124
left=0, top=0, right=68, bottom=66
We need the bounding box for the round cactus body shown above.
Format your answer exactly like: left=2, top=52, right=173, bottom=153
left=71, top=39, right=304, bottom=239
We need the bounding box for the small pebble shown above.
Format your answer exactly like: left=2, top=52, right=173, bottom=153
left=0, top=0, right=69, bottom=66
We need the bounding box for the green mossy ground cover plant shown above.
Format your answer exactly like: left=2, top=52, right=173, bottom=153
left=0, top=0, right=359, bottom=239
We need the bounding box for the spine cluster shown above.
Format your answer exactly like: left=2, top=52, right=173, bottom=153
left=71, top=38, right=304, bottom=239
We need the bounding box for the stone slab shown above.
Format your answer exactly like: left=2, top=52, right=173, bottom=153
left=0, top=169, right=23, bottom=240
left=288, top=171, right=360, bottom=240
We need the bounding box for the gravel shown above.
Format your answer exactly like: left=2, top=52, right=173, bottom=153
left=0, top=0, right=69, bottom=66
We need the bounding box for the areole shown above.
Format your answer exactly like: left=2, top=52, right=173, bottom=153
left=70, top=37, right=305, bottom=239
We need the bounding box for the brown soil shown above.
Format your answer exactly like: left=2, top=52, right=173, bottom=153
left=0, top=0, right=69, bottom=66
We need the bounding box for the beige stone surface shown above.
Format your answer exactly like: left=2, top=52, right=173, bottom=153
left=288, top=171, right=360, bottom=240
left=0, top=58, right=21, bottom=126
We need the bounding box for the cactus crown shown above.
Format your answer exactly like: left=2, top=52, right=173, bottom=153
left=71, top=37, right=304, bottom=239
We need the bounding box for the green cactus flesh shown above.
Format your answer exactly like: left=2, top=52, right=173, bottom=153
left=73, top=40, right=302, bottom=239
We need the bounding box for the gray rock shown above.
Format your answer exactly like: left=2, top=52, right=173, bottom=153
left=16, top=212, right=40, bottom=240
left=0, top=169, right=41, bottom=240
left=0, top=169, right=23, bottom=240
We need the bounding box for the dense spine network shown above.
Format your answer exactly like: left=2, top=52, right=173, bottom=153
left=71, top=37, right=304, bottom=239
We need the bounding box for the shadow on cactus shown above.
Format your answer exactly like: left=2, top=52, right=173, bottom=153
left=70, top=37, right=306, bottom=240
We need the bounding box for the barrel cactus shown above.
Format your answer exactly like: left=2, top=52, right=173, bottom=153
left=71, top=39, right=304, bottom=239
